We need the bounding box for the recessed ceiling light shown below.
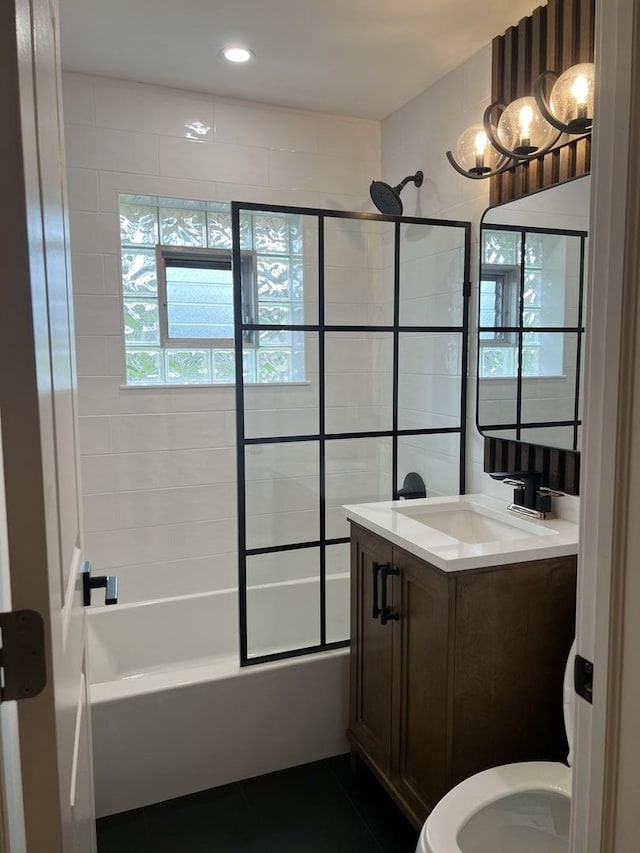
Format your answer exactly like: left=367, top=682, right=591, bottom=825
left=221, top=46, right=253, bottom=63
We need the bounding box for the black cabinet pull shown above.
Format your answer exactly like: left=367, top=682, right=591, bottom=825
left=381, top=565, right=400, bottom=625
left=372, top=561, right=386, bottom=619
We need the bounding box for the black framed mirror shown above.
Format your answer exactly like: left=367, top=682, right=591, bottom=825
left=477, top=176, right=590, bottom=453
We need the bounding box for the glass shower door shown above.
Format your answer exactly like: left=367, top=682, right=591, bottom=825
left=232, top=202, right=470, bottom=666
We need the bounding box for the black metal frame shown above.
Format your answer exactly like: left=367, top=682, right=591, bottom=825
left=477, top=222, right=587, bottom=451
left=233, top=202, right=471, bottom=667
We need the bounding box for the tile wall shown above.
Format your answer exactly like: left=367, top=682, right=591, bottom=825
left=63, top=73, right=383, bottom=603
left=381, top=45, right=492, bottom=497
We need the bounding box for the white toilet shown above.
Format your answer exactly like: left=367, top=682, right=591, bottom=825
left=417, top=641, right=575, bottom=853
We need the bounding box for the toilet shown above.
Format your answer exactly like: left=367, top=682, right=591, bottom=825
left=417, top=641, right=575, bottom=853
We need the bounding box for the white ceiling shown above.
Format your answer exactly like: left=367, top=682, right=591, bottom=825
left=59, top=0, right=540, bottom=120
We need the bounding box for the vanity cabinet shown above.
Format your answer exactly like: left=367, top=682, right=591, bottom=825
left=348, top=522, right=577, bottom=829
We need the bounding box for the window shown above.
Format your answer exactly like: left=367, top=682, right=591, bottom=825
left=479, top=267, right=519, bottom=378
left=157, top=246, right=256, bottom=348
left=119, top=195, right=306, bottom=385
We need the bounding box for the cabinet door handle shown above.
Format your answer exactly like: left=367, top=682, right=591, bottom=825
left=380, top=565, right=400, bottom=625
left=372, top=561, right=386, bottom=619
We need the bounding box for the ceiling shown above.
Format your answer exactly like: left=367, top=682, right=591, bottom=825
left=59, top=0, right=540, bottom=120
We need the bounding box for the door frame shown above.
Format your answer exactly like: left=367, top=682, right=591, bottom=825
left=572, top=0, right=640, bottom=849
left=0, top=0, right=96, bottom=850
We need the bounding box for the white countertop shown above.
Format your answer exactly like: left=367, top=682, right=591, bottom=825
left=343, top=493, right=579, bottom=572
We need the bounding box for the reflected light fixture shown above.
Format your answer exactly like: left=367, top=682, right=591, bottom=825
left=221, top=46, right=254, bottom=63
left=534, top=62, right=595, bottom=134
left=184, top=120, right=212, bottom=140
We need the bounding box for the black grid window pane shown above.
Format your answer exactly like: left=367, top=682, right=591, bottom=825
left=398, top=333, right=462, bottom=431
left=325, top=332, right=393, bottom=434
left=519, top=426, right=576, bottom=448
left=478, top=376, right=519, bottom=427
left=234, top=203, right=470, bottom=667
left=477, top=225, right=586, bottom=452
left=520, top=333, right=579, bottom=423
left=325, top=542, right=350, bottom=644
left=399, top=222, right=466, bottom=328
left=246, top=548, right=321, bottom=659
left=397, top=434, right=461, bottom=500
left=243, top=332, right=319, bottom=439
left=325, top=437, right=393, bottom=540
left=523, top=233, right=583, bottom=328
left=244, top=442, right=320, bottom=551
left=324, top=218, right=395, bottom=327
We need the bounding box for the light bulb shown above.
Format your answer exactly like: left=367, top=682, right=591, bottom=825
left=496, top=97, right=555, bottom=156
left=450, top=123, right=501, bottom=176
left=547, top=63, right=595, bottom=132
left=519, top=105, right=533, bottom=144
left=474, top=131, right=488, bottom=156
left=571, top=75, right=589, bottom=105
left=474, top=131, right=488, bottom=171
left=572, top=74, right=589, bottom=121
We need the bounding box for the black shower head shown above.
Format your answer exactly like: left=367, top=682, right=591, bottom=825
left=369, top=170, right=423, bottom=215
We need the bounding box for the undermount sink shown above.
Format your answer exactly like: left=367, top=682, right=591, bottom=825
left=392, top=502, right=556, bottom=545
left=343, top=493, right=578, bottom=571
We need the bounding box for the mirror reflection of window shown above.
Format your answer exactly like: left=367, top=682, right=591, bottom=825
left=479, top=228, right=584, bottom=380
left=476, top=173, right=590, bottom=453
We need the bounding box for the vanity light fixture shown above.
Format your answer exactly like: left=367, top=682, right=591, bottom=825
left=533, top=62, right=595, bottom=134
left=221, top=46, right=254, bottom=63
left=446, top=123, right=515, bottom=180
left=448, top=63, right=595, bottom=181
left=483, top=96, right=561, bottom=162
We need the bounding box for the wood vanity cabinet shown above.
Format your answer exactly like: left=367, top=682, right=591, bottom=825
left=348, top=522, right=577, bottom=829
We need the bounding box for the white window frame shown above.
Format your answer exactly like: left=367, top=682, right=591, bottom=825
left=479, top=269, right=519, bottom=339
left=156, top=245, right=258, bottom=349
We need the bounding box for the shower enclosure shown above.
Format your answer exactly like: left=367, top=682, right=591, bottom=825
left=232, top=203, right=471, bottom=666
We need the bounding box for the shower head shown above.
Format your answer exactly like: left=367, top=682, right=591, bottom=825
left=369, top=170, right=423, bottom=215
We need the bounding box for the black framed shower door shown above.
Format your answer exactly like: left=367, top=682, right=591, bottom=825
left=232, top=202, right=471, bottom=666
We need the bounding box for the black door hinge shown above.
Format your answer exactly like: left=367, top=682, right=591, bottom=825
left=0, top=610, right=46, bottom=702
left=575, top=654, right=593, bottom=704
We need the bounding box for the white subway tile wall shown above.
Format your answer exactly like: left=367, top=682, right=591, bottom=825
left=65, top=53, right=527, bottom=606
left=63, top=72, right=382, bottom=603
left=382, top=45, right=492, bottom=497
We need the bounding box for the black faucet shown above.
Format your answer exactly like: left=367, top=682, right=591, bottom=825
left=489, top=471, right=553, bottom=517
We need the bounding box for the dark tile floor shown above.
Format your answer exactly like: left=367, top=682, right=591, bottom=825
left=97, top=754, right=420, bottom=853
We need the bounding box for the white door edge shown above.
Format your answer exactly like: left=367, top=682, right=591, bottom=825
left=0, top=416, right=27, bottom=853
left=573, top=0, right=638, bottom=850
left=61, top=547, right=81, bottom=653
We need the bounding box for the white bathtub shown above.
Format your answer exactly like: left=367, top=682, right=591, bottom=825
left=88, top=578, right=350, bottom=817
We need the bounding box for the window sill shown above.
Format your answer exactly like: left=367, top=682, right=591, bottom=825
left=119, top=381, right=313, bottom=390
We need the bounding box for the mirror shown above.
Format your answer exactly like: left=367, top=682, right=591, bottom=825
left=477, top=176, right=589, bottom=452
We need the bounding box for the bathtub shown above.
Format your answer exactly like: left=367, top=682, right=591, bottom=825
left=88, top=577, right=350, bottom=817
